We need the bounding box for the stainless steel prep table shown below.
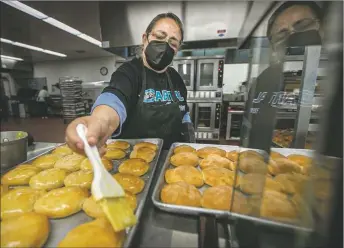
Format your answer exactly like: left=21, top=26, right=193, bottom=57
left=29, top=143, right=314, bottom=248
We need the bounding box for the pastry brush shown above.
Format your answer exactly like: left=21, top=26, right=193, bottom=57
left=76, top=124, right=137, bottom=232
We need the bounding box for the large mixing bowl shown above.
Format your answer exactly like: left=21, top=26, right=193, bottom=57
left=0, top=131, right=28, bottom=173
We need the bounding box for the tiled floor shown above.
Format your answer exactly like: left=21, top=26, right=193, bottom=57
left=1, top=117, right=68, bottom=143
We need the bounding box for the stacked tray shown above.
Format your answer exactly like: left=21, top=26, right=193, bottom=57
left=0, top=138, right=163, bottom=248
left=152, top=143, right=317, bottom=232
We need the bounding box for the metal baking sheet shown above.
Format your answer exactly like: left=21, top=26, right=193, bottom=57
left=1, top=138, right=163, bottom=248
left=152, top=142, right=314, bottom=232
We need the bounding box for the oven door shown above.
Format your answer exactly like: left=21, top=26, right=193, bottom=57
left=195, top=103, right=215, bottom=131
left=196, top=59, right=219, bottom=91
left=172, top=60, right=195, bottom=91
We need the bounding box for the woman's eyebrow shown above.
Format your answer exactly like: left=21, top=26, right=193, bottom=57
left=155, top=30, right=179, bottom=41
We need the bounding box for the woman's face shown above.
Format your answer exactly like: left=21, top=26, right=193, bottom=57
left=142, top=17, right=182, bottom=54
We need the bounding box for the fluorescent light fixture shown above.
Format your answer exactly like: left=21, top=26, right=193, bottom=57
left=0, top=37, right=67, bottom=57
left=1, top=55, right=23, bottom=61
left=77, top=34, right=102, bottom=47
left=43, top=17, right=82, bottom=36
left=1, top=0, right=48, bottom=19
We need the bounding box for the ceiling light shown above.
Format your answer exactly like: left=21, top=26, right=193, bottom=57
left=1, top=0, right=48, bottom=19
left=1, top=55, right=23, bottom=61
left=0, top=37, right=67, bottom=57
left=43, top=17, right=82, bottom=36
left=77, top=34, right=102, bottom=47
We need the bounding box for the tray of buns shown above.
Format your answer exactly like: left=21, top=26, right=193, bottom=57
left=152, top=142, right=323, bottom=232
left=0, top=138, right=163, bottom=248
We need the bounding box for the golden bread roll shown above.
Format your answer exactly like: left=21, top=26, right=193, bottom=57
left=0, top=184, right=9, bottom=197
left=32, top=154, right=61, bottom=169
left=113, top=173, right=145, bottom=195
left=54, top=154, right=85, bottom=172
left=34, top=186, right=89, bottom=218
left=130, top=147, right=156, bottom=163
left=1, top=164, right=41, bottom=186
left=64, top=170, right=93, bottom=189
left=270, top=151, right=286, bottom=160
left=124, top=191, right=137, bottom=211
left=118, top=158, right=149, bottom=176
left=104, top=148, right=126, bottom=160
left=239, top=173, right=283, bottom=195
left=239, top=150, right=264, bottom=160
left=287, top=154, right=312, bottom=168
left=58, top=218, right=125, bottom=248
left=199, top=154, right=235, bottom=170
left=197, top=147, right=226, bottom=159
left=52, top=145, right=73, bottom=157
left=268, top=158, right=302, bottom=175
left=201, top=186, right=250, bottom=214
left=133, top=142, right=158, bottom=151
left=1, top=212, right=49, bottom=248
left=274, top=173, right=309, bottom=194
left=80, top=157, right=113, bottom=171
left=107, top=140, right=130, bottom=150
left=202, top=167, right=238, bottom=187
left=170, top=152, right=199, bottom=167
left=1, top=187, right=46, bottom=219
left=238, top=157, right=267, bottom=173
left=226, top=150, right=239, bottom=162
left=29, top=168, right=67, bottom=191
left=174, top=145, right=196, bottom=154
left=160, top=181, right=201, bottom=207
left=165, top=165, right=204, bottom=187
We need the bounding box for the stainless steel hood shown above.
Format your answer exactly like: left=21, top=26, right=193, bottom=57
left=99, top=1, right=248, bottom=57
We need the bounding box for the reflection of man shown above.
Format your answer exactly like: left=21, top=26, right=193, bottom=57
left=241, top=1, right=323, bottom=151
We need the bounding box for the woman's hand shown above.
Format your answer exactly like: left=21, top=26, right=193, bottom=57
left=65, top=106, right=120, bottom=154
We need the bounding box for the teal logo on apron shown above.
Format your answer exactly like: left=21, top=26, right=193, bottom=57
left=143, top=89, right=184, bottom=103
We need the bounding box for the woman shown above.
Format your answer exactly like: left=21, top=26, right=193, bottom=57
left=66, top=12, right=195, bottom=152
left=37, top=86, right=49, bottom=119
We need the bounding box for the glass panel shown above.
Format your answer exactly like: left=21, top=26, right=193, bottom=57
left=177, top=64, right=191, bottom=87
left=199, top=63, right=214, bottom=87
left=197, top=107, right=211, bottom=128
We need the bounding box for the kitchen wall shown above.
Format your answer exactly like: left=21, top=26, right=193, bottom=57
left=33, top=56, right=120, bottom=93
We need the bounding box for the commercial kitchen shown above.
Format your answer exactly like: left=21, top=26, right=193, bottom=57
left=0, top=1, right=342, bottom=248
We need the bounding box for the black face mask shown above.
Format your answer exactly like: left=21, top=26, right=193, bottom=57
left=287, top=29, right=322, bottom=47
left=144, top=40, right=175, bottom=71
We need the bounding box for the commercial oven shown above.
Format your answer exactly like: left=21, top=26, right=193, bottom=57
left=172, top=59, right=195, bottom=91
left=194, top=102, right=221, bottom=140
left=196, top=58, right=224, bottom=91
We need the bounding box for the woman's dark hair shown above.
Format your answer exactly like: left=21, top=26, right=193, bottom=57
left=43, top=86, right=48, bottom=90
left=145, top=12, right=184, bottom=43
left=267, top=1, right=323, bottom=39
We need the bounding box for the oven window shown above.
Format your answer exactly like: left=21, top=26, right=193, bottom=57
left=197, top=106, right=211, bottom=128
left=178, top=64, right=191, bottom=87
left=199, top=63, right=214, bottom=87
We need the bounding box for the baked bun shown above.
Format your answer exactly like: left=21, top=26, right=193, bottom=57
left=239, top=150, right=264, bottom=160
left=1, top=212, right=49, bottom=248
left=1, top=187, right=46, bottom=219
left=239, top=173, right=283, bottom=195
left=174, top=145, right=196, bottom=154
left=80, top=157, right=113, bottom=171
left=32, top=154, right=61, bottom=169
left=29, top=168, right=67, bottom=191
left=274, top=173, right=309, bottom=194
left=107, top=140, right=130, bottom=150
left=130, top=147, right=156, bottom=163
left=34, top=186, right=89, bottom=218
left=170, top=152, right=199, bottom=167
left=287, top=154, right=312, bottom=168
left=226, top=150, right=239, bottom=162
left=1, top=164, right=41, bottom=186
left=64, top=170, right=93, bottom=189
left=160, top=182, right=201, bottom=207
left=268, top=158, right=302, bottom=175
left=54, top=154, right=85, bottom=172
left=197, top=147, right=226, bottom=159
left=0, top=184, right=8, bottom=197
left=52, top=145, right=73, bottom=157
left=202, top=167, right=238, bottom=187
left=238, top=157, right=267, bottom=174
left=118, top=158, right=149, bottom=176
left=270, top=151, right=286, bottom=160
left=112, top=173, right=145, bottom=195
left=133, top=142, right=158, bottom=151
left=200, top=154, right=235, bottom=170
left=104, top=148, right=126, bottom=160
left=58, top=218, right=125, bottom=248
left=165, top=165, right=204, bottom=187
left=201, top=186, right=249, bottom=214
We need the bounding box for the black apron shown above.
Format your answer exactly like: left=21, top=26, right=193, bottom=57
left=118, top=62, right=183, bottom=149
